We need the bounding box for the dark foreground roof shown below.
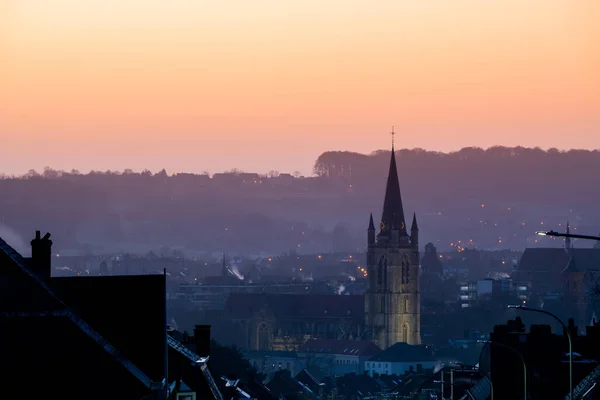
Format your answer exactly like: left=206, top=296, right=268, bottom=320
left=51, top=274, right=166, bottom=381
left=369, top=343, right=437, bottom=363
left=0, top=235, right=163, bottom=399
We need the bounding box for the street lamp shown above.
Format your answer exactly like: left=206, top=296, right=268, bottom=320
left=535, top=230, right=600, bottom=242
left=508, top=305, right=573, bottom=400
left=478, top=340, right=527, bottom=400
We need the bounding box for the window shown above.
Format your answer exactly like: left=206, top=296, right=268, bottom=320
left=380, top=297, right=385, bottom=313
left=257, top=323, right=270, bottom=350
left=402, top=323, right=409, bottom=343
left=404, top=297, right=409, bottom=313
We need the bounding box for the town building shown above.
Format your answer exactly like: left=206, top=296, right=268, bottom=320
left=0, top=231, right=169, bottom=399
left=297, top=339, right=382, bottom=377
left=364, top=342, right=440, bottom=376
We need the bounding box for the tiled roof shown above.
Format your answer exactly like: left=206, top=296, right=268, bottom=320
left=299, top=339, right=382, bottom=357
left=469, top=375, right=492, bottom=400
left=565, top=364, right=600, bottom=400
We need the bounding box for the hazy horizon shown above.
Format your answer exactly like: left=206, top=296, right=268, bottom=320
left=2, top=0, right=599, bottom=176
left=2, top=144, right=600, bottom=177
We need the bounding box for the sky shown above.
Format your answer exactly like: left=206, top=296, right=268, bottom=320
left=1, top=0, right=599, bottom=176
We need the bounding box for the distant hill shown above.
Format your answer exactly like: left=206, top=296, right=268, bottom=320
left=1, top=146, right=599, bottom=255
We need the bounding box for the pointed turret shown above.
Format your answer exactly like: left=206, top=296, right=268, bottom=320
left=379, top=146, right=407, bottom=238
left=368, top=213, right=375, bottom=245
left=411, top=213, right=419, bottom=231
left=411, top=213, right=419, bottom=248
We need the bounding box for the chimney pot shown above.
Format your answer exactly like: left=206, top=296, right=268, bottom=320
left=194, top=325, right=211, bottom=359
left=30, top=230, right=52, bottom=280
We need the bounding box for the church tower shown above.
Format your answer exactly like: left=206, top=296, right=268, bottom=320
left=562, top=257, right=586, bottom=334
left=365, top=139, right=420, bottom=349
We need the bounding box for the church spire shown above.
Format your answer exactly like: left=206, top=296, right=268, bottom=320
left=411, top=213, right=419, bottom=231
left=368, top=213, right=375, bottom=245
left=565, top=221, right=572, bottom=250
left=379, top=130, right=407, bottom=237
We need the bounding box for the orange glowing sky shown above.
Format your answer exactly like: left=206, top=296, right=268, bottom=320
left=1, top=0, right=599, bottom=175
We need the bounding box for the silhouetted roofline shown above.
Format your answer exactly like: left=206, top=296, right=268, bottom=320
left=0, top=236, right=159, bottom=392
left=167, top=335, right=224, bottom=400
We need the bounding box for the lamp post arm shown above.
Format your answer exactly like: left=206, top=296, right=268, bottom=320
left=537, top=231, right=600, bottom=242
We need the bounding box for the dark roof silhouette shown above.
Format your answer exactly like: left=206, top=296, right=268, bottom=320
left=336, top=373, right=382, bottom=398
left=562, top=257, right=580, bottom=274
left=50, top=274, right=167, bottom=381
left=0, top=235, right=162, bottom=398
left=266, top=370, right=307, bottom=399
left=369, top=343, right=436, bottom=363
left=299, top=339, right=381, bottom=357
left=167, top=335, right=224, bottom=400
left=516, top=248, right=570, bottom=276
left=518, top=248, right=600, bottom=275
left=515, top=248, right=600, bottom=293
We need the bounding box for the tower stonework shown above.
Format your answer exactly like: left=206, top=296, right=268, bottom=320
left=365, top=146, right=420, bottom=349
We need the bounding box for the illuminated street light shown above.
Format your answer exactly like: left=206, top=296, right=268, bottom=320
left=535, top=230, right=600, bottom=242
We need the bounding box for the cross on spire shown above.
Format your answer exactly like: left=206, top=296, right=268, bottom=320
left=391, top=126, right=395, bottom=149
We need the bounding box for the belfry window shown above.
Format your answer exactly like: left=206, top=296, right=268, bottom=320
left=402, top=323, right=409, bottom=343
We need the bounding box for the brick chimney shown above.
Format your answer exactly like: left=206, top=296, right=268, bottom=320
left=30, top=231, right=52, bottom=280
left=193, top=325, right=211, bottom=358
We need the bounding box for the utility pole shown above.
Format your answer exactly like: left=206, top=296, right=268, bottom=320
left=451, top=369, right=454, bottom=400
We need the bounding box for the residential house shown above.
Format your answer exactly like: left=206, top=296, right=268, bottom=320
left=0, top=231, right=168, bottom=399
left=298, top=339, right=382, bottom=377
left=365, top=343, right=441, bottom=377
